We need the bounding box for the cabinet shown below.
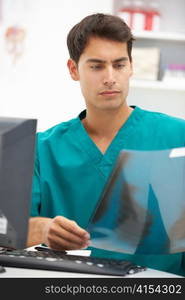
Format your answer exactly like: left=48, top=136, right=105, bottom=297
left=113, top=0, right=185, bottom=119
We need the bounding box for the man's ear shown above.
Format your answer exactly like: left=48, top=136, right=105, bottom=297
left=67, top=59, right=79, bottom=81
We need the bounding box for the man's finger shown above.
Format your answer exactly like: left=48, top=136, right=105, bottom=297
left=55, top=216, right=90, bottom=239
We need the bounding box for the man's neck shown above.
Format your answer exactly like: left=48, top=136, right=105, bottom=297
left=82, top=105, right=133, bottom=139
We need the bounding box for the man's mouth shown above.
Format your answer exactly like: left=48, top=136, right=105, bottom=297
left=99, top=90, right=121, bottom=95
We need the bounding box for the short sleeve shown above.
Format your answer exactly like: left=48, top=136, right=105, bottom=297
left=30, top=134, right=41, bottom=217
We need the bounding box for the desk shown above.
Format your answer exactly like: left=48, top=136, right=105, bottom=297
left=0, top=266, right=183, bottom=278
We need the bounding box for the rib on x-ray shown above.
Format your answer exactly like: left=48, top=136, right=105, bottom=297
left=88, top=148, right=185, bottom=254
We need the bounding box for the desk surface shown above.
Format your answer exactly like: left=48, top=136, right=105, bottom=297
left=0, top=248, right=183, bottom=278
left=0, top=266, right=183, bottom=278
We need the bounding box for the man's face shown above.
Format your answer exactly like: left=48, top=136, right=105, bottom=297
left=68, top=37, right=133, bottom=111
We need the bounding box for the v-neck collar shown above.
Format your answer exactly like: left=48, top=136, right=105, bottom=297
left=74, top=106, right=143, bottom=171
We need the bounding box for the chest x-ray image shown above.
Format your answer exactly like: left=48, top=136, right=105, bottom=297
left=88, top=148, right=185, bottom=255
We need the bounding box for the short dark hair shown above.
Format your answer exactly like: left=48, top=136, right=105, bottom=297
left=67, top=13, right=135, bottom=64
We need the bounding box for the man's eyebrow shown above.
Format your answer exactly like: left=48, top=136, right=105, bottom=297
left=86, top=57, right=129, bottom=64
left=113, top=57, right=128, bottom=63
left=86, top=58, right=106, bottom=64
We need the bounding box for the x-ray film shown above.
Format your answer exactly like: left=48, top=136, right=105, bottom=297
left=88, top=148, right=185, bottom=255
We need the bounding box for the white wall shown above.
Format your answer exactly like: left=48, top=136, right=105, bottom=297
left=0, top=0, right=112, bottom=131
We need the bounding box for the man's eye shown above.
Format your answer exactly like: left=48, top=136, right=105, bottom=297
left=114, top=64, right=125, bottom=69
left=90, top=65, right=103, bottom=70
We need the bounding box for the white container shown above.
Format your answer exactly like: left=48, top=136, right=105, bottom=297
left=132, top=0, right=146, bottom=31
left=144, top=0, right=161, bottom=31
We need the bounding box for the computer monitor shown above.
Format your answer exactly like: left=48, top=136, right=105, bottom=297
left=0, top=117, right=37, bottom=250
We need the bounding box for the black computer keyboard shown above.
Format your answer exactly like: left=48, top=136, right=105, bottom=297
left=0, top=248, right=146, bottom=276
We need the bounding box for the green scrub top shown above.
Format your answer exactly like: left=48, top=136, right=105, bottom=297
left=31, top=106, right=185, bottom=276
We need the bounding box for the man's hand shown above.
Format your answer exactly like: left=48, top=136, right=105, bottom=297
left=27, top=216, right=91, bottom=251
left=43, top=216, right=90, bottom=250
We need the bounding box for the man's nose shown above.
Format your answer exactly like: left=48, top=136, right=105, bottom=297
left=103, top=67, right=116, bottom=87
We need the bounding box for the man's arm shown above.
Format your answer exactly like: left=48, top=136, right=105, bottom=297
left=27, top=216, right=91, bottom=250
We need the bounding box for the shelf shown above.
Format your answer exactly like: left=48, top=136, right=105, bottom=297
left=130, top=79, right=185, bottom=92
left=133, top=31, right=185, bottom=42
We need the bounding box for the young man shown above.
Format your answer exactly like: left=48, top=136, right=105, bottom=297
left=28, top=13, right=185, bottom=276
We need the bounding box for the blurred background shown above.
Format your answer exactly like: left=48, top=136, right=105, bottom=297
left=0, top=0, right=185, bottom=131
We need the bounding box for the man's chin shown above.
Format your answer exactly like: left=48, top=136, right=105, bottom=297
left=97, top=102, right=124, bottom=111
